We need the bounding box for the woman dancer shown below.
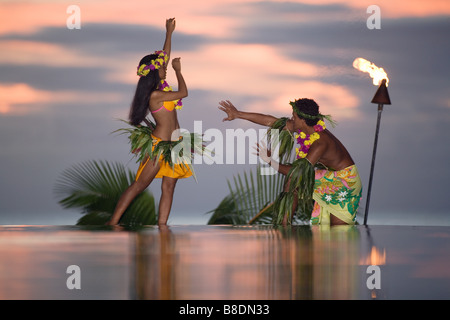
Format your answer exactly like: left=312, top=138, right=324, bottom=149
left=106, top=18, right=191, bottom=226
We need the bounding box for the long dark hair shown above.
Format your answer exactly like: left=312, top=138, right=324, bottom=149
left=129, top=54, right=161, bottom=126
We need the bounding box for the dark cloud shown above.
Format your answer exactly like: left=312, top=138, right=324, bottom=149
left=0, top=64, right=128, bottom=92
left=0, top=23, right=209, bottom=93
left=0, top=23, right=208, bottom=54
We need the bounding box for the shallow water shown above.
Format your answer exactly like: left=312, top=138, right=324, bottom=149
left=0, top=224, right=449, bottom=299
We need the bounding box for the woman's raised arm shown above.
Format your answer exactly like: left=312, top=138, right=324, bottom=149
left=163, top=18, right=176, bottom=58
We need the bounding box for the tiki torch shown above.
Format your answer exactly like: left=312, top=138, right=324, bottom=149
left=353, top=58, right=391, bottom=225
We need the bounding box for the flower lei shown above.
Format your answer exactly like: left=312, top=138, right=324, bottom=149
left=294, top=120, right=326, bottom=159
left=158, top=80, right=183, bottom=110
left=136, top=50, right=183, bottom=110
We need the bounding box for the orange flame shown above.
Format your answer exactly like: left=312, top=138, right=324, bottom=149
left=353, top=58, right=389, bottom=87
left=360, top=246, right=386, bottom=265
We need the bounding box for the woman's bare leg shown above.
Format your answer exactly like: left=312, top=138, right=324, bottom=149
left=158, top=176, right=178, bottom=225
left=106, top=159, right=160, bottom=225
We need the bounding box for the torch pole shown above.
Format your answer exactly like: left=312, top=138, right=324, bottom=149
left=364, top=103, right=384, bottom=225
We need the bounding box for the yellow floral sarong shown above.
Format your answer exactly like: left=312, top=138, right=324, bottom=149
left=311, top=165, right=362, bottom=225
left=135, top=134, right=192, bottom=181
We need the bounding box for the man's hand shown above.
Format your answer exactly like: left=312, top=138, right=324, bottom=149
left=219, top=100, right=240, bottom=122
left=253, top=141, right=272, bottom=165
left=166, top=18, right=176, bottom=34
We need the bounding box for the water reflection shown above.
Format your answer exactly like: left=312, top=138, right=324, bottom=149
left=134, top=225, right=363, bottom=300
left=0, top=226, right=132, bottom=299
left=1, top=225, right=449, bottom=299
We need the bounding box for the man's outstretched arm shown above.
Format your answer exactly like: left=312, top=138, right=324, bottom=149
left=219, top=100, right=278, bottom=127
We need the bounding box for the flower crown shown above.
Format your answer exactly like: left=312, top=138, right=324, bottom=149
left=137, top=50, right=169, bottom=77
left=289, top=100, right=337, bottom=127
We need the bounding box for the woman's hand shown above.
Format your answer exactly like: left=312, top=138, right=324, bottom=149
left=166, top=18, right=176, bottom=34
left=219, top=100, right=240, bottom=122
left=172, top=57, right=181, bottom=72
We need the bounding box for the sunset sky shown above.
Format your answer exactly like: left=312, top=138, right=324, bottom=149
left=0, top=0, right=449, bottom=225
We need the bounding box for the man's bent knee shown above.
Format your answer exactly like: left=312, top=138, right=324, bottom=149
left=330, top=213, right=348, bottom=225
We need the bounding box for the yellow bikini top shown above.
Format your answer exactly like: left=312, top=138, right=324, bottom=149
left=151, top=101, right=175, bottom=113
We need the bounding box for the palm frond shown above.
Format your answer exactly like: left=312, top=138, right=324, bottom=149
left=206, top=195, right=247, bottom=225
left=113, top=119, right=155, bottom=164
left=265, top=117, right=295, bottom=163
left=207, top=165, right=286, bottom=225
left=54, top=160, right=157, bottom=226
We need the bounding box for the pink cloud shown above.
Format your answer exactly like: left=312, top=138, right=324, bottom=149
left=0, top=0, right=238, bottom=37
left=171, top=43, right=360, bottom=119
left=0, top=40, right=100, bottom=67
left=0, top=2, right=66, bottom=35
left=1, top=0, right=448, bottom=37
left=246, top=81, right=360, bottom=120
left=174, top=43, right=319, bottom=93
left=0, top=83, right=123, bottom=116
left=0, top=83, right=52, bottom=115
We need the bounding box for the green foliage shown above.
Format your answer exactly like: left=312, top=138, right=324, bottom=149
left=207, top=166, right=287, bottom=225
left=54, top=160, right=157, bottom=226
left=207, top=119, right=304, bottom=226
left=266, top=117, right=295, bottom=163
left=114, top=119, right=207, bottom=182
left=272, top=158, right=315, bottom=225
left=113, top=119, right=155, bottom=164
left=206, top=195, right=244, bottom=225
left=207, top=148, right=316, bottom=226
